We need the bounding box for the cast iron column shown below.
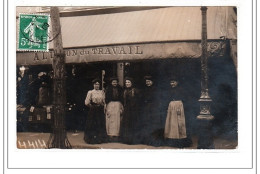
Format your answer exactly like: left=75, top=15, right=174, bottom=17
left=47, top=7, right=71, bottom=149
left=197, top=6, right=215, bottom=149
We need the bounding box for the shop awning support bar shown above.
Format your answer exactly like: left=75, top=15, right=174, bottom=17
left=197, top=6, right=215, bottom=149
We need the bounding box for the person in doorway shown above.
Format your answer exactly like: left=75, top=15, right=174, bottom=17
left=121, top=77, right=141, bottom=144
left=140, top=75, right=162, bottom=146
left=66, top=66, right=81, bottom=133
left=36, top=81, right=51, bottom=106
left=17, top=69, right=30, bottom=107
left=105, top=77, right=124, bottom=142
left=84, top=78, right=106, bottom=144
left=163, top=77, right=192, bottom=148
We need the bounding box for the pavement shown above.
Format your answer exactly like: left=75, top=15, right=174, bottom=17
left=17, top=131, right=238, bottom=149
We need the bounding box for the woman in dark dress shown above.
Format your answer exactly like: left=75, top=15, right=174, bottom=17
left=84, top=79, right=106, bottom=144
left=121, top=77, right=141, bottom=144
left=105, top=77, right=124, bottom=142
left=141, top=75, right=162, bottom=146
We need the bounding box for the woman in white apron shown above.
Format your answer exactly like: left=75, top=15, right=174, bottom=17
left=105, top=77, right=124, bottom=142
left=164, top=78, right=192, bottom=148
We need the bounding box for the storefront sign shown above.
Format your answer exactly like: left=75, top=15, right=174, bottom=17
left=16, top=41, right=226, bottom=65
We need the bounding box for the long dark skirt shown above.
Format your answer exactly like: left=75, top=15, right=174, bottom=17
left=120, top=106, right=139, bottom=144
left=140, top=102, right=163, bottom=146
left=84, top=105, right=106, bottom=144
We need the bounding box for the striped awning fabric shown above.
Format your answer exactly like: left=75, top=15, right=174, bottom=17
left=57, top=6, right=236, bottom=48
left=16, top=6, right=236, bottom=49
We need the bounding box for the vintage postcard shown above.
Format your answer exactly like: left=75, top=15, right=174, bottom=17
left=4, top=0, right=255, bottom=171
left=16, top=6, right=238, bottom=150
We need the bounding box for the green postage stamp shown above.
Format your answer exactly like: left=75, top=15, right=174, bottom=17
left=18, top=14, right=50, bottom=52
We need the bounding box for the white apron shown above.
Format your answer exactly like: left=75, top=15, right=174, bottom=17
left=164, top=101, right=187, bottom=139
left=105, top=101, right=123, bottom=136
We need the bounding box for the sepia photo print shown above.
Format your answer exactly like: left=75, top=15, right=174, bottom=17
left=16, top=6, right=237, bottom=149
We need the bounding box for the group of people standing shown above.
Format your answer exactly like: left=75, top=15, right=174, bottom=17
left=84, top=75, right=191, bottom=147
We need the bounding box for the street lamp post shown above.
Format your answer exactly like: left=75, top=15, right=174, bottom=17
left=197, top=6, right=215, bottom=149
left=47, top=7, right=71, bottom=149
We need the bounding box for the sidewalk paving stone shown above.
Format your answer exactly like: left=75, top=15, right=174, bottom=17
left=17, top=131, right=237, bottom=149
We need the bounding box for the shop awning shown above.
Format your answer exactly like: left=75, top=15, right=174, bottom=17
left=17, top=41, right=228, bottom=65
left=59, top=6, right=237, bottom=48
left=16, top=7, right=236, bottom=65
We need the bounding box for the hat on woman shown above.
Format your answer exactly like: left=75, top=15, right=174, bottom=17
left=125, top=77, right=133, bottom=82
left=144, top=75, right=153, bottom=81
left=109, top=77, right=119, bottom=82
left=169, top=74, right=179, bottom=82
left=92, top=78, right=101, bottom=84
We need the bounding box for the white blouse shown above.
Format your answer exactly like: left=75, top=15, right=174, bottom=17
left=85, top=89, right=105, bottom=106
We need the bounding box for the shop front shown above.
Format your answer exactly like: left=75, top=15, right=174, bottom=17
left=16, top=6, right=237, bottom=147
